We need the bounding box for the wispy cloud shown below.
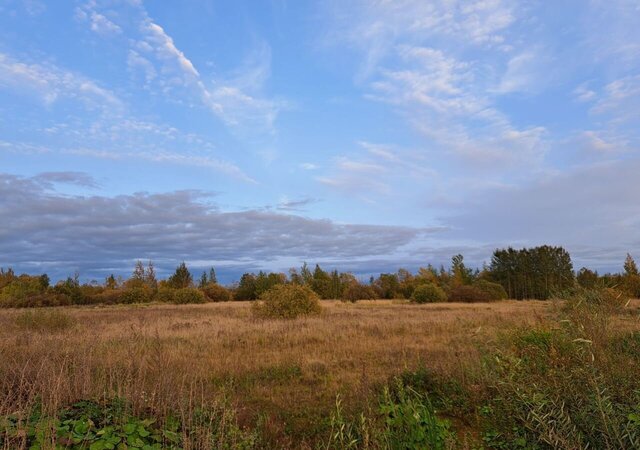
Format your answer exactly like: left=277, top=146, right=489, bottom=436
left=322, top=0, right=548, bottom=176
left=76, top=0, right=285, bottom=134
left=0, top=52, right=123, bottom=110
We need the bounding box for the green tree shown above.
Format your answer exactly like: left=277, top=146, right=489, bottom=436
left=577, top=267, right=599, bottom=289
left=489, top=246, right=574, bottom=299
left=198, top=271, right=208, bottom=288
left=311, top=264, right=332, bottom=299
left=167, top=262, right=193, bottom=289
left=235, top=273, right=257, bottom=300
left=375, top=273, right=401, bottom=299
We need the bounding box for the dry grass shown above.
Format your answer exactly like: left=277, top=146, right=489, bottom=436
left=1, top=299, right=637, bottom=447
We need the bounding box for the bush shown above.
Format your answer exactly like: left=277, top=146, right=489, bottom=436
left=120, top=286, right=154, bottom=304
left=202, top=283, right=232, bottom=302
left=341, top=283, right=378, bottom=302
left=474, top=280, right=508, bottom=301
left=14, top=310, right=75, bottom=332
left=86, top=289, right=126, bottom=305
left=172, top=288, right=206, bottom=304
left=411, top=283, right=447, bottom=303
left=448, top=285, right=491, bottom=303
left=252, top=284, right=322, bottom=319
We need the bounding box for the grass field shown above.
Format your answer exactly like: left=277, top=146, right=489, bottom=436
left=1, top=298, right=639, bottom=448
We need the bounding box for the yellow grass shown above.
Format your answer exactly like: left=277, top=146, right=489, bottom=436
left=1, top=299, right=637, bottom=447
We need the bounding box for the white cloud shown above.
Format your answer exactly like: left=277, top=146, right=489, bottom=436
left=64, top=148, right=257, bottom=184
left=0, top=52, right=123, bottom=110
left=323, top=1, right=549, bottom=175
left=300, top=163, right=319, bottom=170
left=77, top=0, right=286, bottom=135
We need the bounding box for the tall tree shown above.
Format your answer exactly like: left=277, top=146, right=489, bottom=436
left=132, top=260, right=145, bottom=281
left=489, top=246, right=574, bottom=299
left=146, top=261, right=157, bottom=290
left=199, top=272, right=208, bottom=288
left=167, top=262, right=193, bottom=289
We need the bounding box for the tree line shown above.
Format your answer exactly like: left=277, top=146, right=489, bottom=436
left=1, top=245, right=639, bottom=307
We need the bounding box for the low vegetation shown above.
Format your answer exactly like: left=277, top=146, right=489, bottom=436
left=410, top=283, right=447, bottom=303
left=252, top=284, right=322, bottom=319
left=0, top=287, right=638, bottom=448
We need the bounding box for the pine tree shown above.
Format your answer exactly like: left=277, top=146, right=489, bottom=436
left=168, top=262, right=193, bottom=289
left=209, top=267, right=217, bottom=284
left=199, top=271, right=208, bottom=288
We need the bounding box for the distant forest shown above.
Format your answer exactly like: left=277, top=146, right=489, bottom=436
left=1, top=245, right=639, bottom=308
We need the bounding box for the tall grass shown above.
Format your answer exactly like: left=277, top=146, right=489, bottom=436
left=0, top=297, right=637, bottom=448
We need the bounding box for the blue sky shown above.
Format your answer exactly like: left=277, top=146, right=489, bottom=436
left=1, top=0, right=639, bottom=282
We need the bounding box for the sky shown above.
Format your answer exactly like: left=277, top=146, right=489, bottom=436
left=1, top=0, right=639, bottom=283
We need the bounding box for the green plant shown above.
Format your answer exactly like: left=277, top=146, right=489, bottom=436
left=0, top=399, right=180, bottom=449
left=252, top=284, right=322, bottom=319
left=120, top=286, right=154, bottom=304
left=157, top=287, right=206, bottom=304
left=324, top=395, right=374, bottom=449
left=410, top=283, right=447, bottom=303
left=380, top=380, right=453, bottom=449
left=172, top=287, right=207, bottom=304
left=478, top=289, right=640, bottom=449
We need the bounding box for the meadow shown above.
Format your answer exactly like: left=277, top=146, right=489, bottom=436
left=1, top=295, right=639, bottom=449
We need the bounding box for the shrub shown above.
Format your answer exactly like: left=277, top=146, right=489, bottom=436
left=448, top=285, right=491, bottom=303
left=202, top=283, right=232, bottom=302
left=341, top=283, right=378, bottom=302
left=474, top=280, right=508, bottom=301
left=14, top=310, right=75, bottom=332
left=252, top=284, right=322, bottom=319
left=410, top=283, right=447, bottom=303
left=86, top=289, right=126, bottom=305
left=479, top=288, right=640, bottom=449
left=120, top=286, right=154, bottom=304
left=172, top=288, right=206, bottom=304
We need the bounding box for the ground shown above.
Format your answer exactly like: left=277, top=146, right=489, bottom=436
left=1, top=299, right=638, bottom=448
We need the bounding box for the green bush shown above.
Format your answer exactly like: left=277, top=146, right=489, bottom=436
left=202, top=283, right=232, bottom=302
left=120, top=286, right=154, bottom=304
left=172, top=288, right=206, bottom=304
left=410, top=283, right=447, bottom=303
left=474, top=280, right=508, bottom=300
left=341, top=283, right=378, bottom=302
left=252, top=284, right=322, bottom=319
